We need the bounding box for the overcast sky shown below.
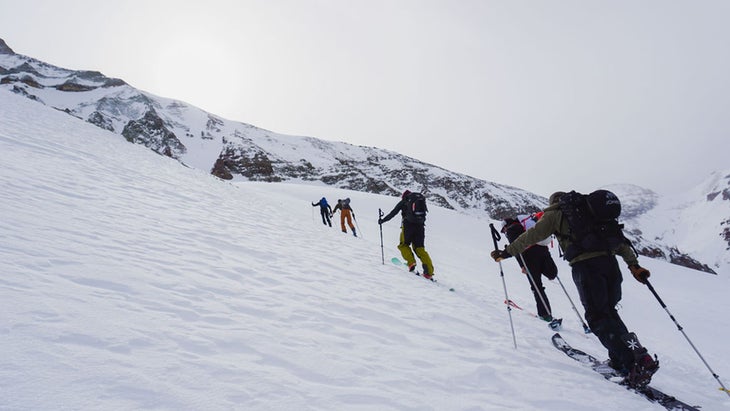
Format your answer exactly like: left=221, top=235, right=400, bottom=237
left=2, top=0, right=729, bottom=197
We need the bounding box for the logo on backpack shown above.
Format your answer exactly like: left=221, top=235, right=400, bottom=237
left=558, top=189, right=629, bottom=261
left=404, top=192, right=427, bottom=224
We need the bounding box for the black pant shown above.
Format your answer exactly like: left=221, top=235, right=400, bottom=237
left=519, top=245, right=557, bottom=318
left=572, top=255, right=634, bottom=369
left=319, top=209, right=331, bottom=226
left=402, top=221, right=425, bottom=248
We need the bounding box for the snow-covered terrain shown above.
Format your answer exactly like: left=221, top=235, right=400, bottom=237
left=3, top=38, right=729, bottom=275
left=609, top=182, right=730, bottom=274
left=2, top=86, right=729, bottom=410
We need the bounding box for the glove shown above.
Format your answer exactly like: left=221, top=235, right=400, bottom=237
left=490, top=249, right=512, bottom=262
left=378, top=218, right=383, bottom=225
left=629, top=264, right=650, bottom=284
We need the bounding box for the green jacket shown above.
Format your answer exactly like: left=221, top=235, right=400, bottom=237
left=504, top=204, right=639, bottom=267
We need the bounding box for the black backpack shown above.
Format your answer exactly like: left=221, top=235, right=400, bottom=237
left=502, top=218, right=525, bottom=243
left=558, top=190, right=630, bottom=261
left=403, top=192, right=428, bottom=224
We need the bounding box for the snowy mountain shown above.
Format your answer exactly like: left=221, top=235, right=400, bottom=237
left=3, top=84, right=730, bottom=411
left=0, top=38, right=544, bottom=221
left=607, top=181, right=730, bottom=274
left=0, top=37, right=727, bottom=275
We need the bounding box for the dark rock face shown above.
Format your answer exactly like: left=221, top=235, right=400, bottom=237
left=668, top=247, right=716, bottom=274
left=122, top=110, right=185, bottom=158
left=211, top=158, right=233, bottom=180
left=87, top=111, right=114, bottom=131
left=56, top=80, right=96, bottom=92
left=0, top=38, right=15, bottom=55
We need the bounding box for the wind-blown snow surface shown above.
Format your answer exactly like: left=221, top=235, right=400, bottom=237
left=2, top=90, right=729, bottom=410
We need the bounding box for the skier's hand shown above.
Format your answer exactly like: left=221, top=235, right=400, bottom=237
left=629, top=264, right=650, bottom=284
left=521, top=267, right=527, bottom=274
left=490, top=249, right=512, bottom=262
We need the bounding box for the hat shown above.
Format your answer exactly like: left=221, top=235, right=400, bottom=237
left=549, top=191, right=566, bottom=205
left=501, top=217, right=520, bottom=233
left=402, top=190, right=411, bottom=199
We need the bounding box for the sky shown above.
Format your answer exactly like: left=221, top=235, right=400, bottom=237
left=1, top=0, right=729, bottom=197
left=2, top=89, right=729, bottom=410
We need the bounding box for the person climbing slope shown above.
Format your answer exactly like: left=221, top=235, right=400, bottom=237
left=490, top=190, right=659, bottom=388
left=311, top=197, right=332, bottom=227
left=332, top=198, right=357, bottom=237
left=378, top=190, right=434, bottom=279
left=501, top=213, right=560, bottom=328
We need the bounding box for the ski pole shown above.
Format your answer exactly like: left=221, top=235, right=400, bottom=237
left=516, top=253, right=553, bottom=320
left=644, top=279, right=729, bottom=397
left=378, top=209, right=385, bottom=265
left=353, top=213, right=363, bottom=239
left=555, top=275, right=591, bottom=334
left=516, top=254, right=563, bottom=331
left=490, top=223, right=517, bottom=349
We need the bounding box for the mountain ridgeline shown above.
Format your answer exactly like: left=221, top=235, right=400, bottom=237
left=1, top=38, right=727, bottom=274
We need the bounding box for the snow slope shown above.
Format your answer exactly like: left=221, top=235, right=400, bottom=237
left=2, top=90, right=729, bottom=410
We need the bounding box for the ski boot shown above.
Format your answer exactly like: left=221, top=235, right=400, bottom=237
left=621, top=332, right=659, bottom=388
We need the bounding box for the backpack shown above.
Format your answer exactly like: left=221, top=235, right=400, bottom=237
left=520, top=212, right=552, bottom=246
left=403, top=192, right=427, bottom=224
left=502, top=218, right=525, bottom=243
left=558, top=189, right=629, bottom=261
left=502, top=213, right=552, bottom=246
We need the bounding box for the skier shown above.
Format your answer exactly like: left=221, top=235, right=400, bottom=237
left=311, top=197, right=332, bottom=227
left=378, top=190, right=434, bottom=279
left=490, top=191, right=659, bottom=388
left=501, top=215, right=559, bottom=324
left=332, top=198, right=357, bottom=237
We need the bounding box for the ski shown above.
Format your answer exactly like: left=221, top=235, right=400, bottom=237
left=505, top=299, right=562, bottom=331
left=390, top=257, right=454, bottom=292
left=551, top=333, right=700, bottom=411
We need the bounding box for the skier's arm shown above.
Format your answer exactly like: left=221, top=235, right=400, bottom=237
left=380, top=201, right=403, bottom=223
left=616, top=242, right=639, bottom=268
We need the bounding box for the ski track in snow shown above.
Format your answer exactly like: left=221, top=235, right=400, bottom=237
left=2, top=90, right=730, bottom=410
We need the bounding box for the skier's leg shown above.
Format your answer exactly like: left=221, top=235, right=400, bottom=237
left=572, top=256, right=632, bottom=369
left=397, top=225, right=416, bottom=267
left=411, top=224, right=433, bottom=275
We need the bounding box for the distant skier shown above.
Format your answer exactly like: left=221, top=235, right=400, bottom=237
left=312, top=197, right=332, bottom=227
left=332, top=198, right=357, bottom=237
left=378, top=190, right=434, bottom=279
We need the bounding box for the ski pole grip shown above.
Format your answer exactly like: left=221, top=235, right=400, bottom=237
left=489, top=223, right=501, bottom=251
